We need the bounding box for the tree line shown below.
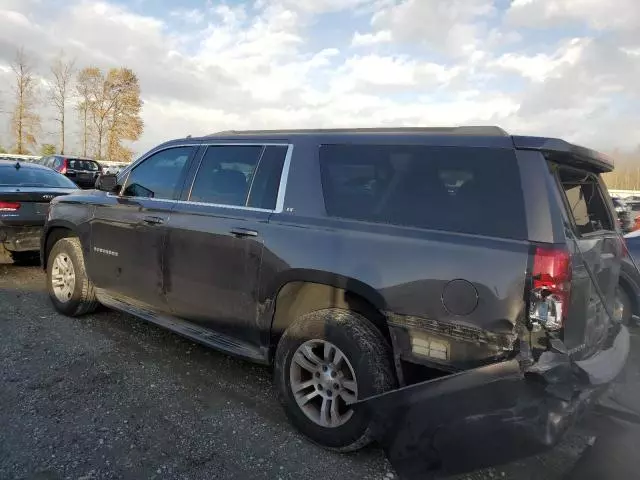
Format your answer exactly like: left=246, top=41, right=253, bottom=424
left=2, top=47, right=143, bottom=163
left=602, top=149, right=640, bottom=191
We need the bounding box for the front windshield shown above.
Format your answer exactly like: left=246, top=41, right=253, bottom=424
left=0, top=166, right=78, bottom=188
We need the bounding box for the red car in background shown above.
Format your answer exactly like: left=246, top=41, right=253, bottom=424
left=39, top=155, right=103, bottom=189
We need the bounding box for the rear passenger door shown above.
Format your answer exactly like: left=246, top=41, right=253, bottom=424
left=164, top=143, right=288, bottom=344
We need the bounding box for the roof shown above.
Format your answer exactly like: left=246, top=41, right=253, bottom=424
left=155, top=125, right=614, bottom=173
left=207, top=126, right=510, bottom=137
left=49, top=155, right=99, bottom=162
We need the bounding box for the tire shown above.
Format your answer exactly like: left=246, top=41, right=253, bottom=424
left=46, top=237, right=99, bottom=316
left=274, top=308, right=396, bottom=452
left=617, top=286, right=633, bottom=325
left=9, top=250, right=40, bottom=266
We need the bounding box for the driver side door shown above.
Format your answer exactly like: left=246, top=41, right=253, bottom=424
left=88, top=145, right=198, bottom=310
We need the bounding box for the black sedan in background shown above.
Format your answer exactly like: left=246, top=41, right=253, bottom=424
left=40, top=155, right=103, bottom=189
left=0, top=161, right=78, bottom=264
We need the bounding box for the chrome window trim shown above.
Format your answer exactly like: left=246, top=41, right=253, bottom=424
left=177, top=200, right=273, bottom=213
left=112, top=142, right=293, bottom=214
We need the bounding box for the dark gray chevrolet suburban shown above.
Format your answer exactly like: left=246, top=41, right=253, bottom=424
left=41, top=127, right=630, bottom=476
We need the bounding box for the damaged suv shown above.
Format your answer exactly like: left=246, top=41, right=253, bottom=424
left=41, top=127, right=629, bottom=476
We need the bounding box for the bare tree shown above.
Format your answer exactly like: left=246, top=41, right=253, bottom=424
left=10, top=47, right=40, bottom=154
left=49, top=52, right=75, bottom=154
left=76, top=67, right=101, bottom=157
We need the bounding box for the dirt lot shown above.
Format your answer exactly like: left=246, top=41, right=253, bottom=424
left=1, top=255, right=639, bottom=480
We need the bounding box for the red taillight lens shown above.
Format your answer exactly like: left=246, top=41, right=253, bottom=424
left=530, top=246, right=571, bottom=330
left=59, top=158, right=68, bottom=174
left=0, top=201, right=21, bottom=211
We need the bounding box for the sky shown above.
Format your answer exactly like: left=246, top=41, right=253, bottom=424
left=0, top=0, right=639, bottom=158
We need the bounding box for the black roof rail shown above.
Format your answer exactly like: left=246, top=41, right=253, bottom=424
left=208, top=126, right=510, bottom=137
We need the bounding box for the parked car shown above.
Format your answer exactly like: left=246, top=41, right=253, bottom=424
left=40, top=127, right=629, bottom=476
left=0, top=160, right=78, bottom=263
left=618, top=230, right=640, bottom=325
left=40, top=155, right=103, bottom=189
left=612, top=196, right=634, bottom=233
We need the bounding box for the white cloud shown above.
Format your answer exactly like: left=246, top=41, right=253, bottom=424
left=491, top=38, right=585, bottom=82
left=351, top=30, right=392, bottom=47
left=0, top=0, right=639, bottom=155
left=331, top=55, right=462, bottom=94
left=506, top=0, right=640, bottom=31
left=169, top=8, right=205, bottom=24
left=366, top=0, right=497, bottom=56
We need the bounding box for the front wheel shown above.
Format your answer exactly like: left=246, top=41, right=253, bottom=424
left=47, top=237, right=99, bottom=316
left=274, top=309, right=396, bottom=451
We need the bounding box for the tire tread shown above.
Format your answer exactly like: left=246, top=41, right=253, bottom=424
left=274, top=308, right=396, bottom=452
left=48, top=237, right=99, bottom=316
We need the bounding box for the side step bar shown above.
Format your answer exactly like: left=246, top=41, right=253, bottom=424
left=96, top=289, right=268, bottom=363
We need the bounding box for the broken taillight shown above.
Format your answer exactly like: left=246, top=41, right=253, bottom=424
left=529, top=246, right=571, bottom=331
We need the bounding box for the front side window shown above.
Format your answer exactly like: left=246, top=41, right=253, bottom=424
left=122, top=146, right=194, bottom=199
left=319, top=144, right=527, bottom=239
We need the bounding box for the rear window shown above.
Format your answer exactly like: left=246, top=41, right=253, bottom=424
left=319, top=144, right=527, bottom=239
left=68, top=160, right=99, bottom=171
left=0, top=166, right=77, bottom=188
left=557, top=167, right=614, bottom=235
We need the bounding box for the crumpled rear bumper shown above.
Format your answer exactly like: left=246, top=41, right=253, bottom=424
left=360, top=326, right=630, bottom=478
left=0, top=226, right=43, bottom=252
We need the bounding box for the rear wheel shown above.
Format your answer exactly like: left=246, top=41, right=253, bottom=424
left=274, top=309, right=396, bottom=451
left=47, top=237, right=98, bottom=316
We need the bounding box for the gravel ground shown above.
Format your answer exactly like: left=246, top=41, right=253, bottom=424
left=1, top=255, right=639, bottom=480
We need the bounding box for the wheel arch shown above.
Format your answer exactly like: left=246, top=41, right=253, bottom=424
left=264, top=269, right=390, bottom=356
left=42, top=221, right=80, bottom=271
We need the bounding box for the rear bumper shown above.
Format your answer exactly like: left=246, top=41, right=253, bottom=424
left=0, top=226, right=43, bottom=252
left=360, top=325, right=630, bottom=478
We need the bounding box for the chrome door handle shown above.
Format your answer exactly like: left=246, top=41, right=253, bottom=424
left=230, top=228, right=258, bottom=238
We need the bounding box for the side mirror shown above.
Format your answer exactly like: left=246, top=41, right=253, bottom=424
left=95, top=174, right=119, bottom=193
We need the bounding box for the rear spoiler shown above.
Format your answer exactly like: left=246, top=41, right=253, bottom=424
left=512, top=135, right=614, bottom=173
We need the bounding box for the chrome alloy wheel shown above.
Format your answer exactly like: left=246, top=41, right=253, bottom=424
left=51, top=252, right=76, bottom=303
left=289, top=339, right=358, bottom=428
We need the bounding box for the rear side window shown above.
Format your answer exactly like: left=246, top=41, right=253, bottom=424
left=189, top=145, right=263, bottom=207
left=68, top=160, right=99, bottom=171
left=188, top=145, right=287, bottom=209
left=556, top=168, right=613, bottom=235
left=247, top=146, right=287, bottom=210
left=319, top=144, right=527, bottom=239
